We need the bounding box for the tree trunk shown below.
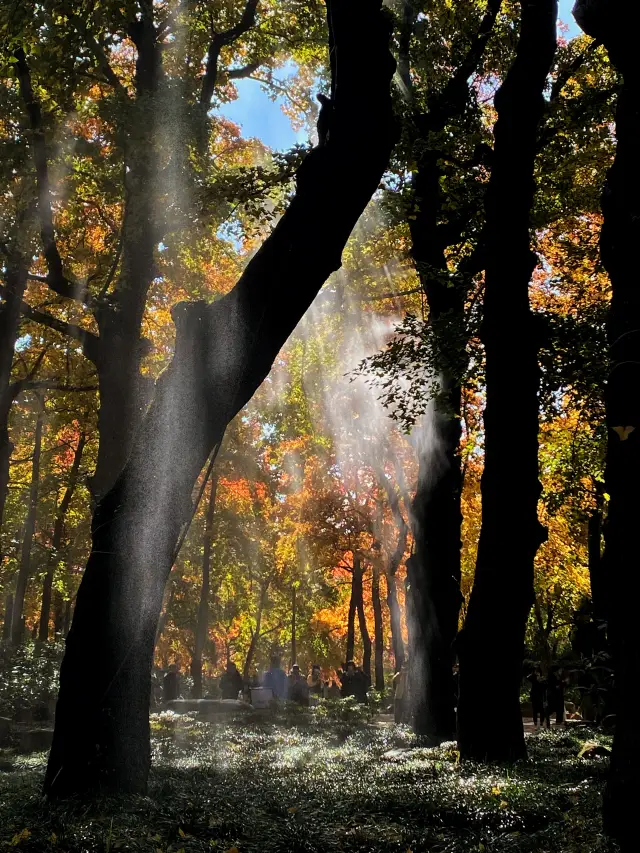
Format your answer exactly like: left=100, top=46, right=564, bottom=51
left=587, top=482, right=606, bottom=624
left=53, top=590, right=65, bottom=636
left=11, top=394, right=45, bottom=645
left=406, top=0, right=502, bottom=744
left=38, top=433, right=86, bottom=642
left=190, top=474, right=217, bottom=699
left=457, top=0, right=556, bottom=763
left=3, top=593, right=13, bottom=641
left=346, top=571, right=356, bottom=663
left=572, top=4, right=640, bottom=846
left=243, top=579, right=271, bottom=680
left=353, top=556, right=372, bottom=681
left=0, top=249, right=28, bottom=560
left=372, top=561, right=385, bottom=692
left=44, top=0, right=395, bottom=797
left=290, top=584, right=297, bottom=668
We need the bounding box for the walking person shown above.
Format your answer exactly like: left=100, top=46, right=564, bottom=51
left=528, top=665, right=546, bottom=730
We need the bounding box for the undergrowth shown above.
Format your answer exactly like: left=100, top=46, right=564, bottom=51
left=0, top=707, right=617, bottom=853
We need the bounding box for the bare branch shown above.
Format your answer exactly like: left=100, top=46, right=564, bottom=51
left=226, top=61, right=261, bottom=80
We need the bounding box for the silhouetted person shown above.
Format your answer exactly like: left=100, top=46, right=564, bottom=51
left=163, top=664, right=180, bottom=702
left=527, top=665, right=546, bottom=729
left=340, top=660, right=368, bottom=704
left=308, top=664, right=322, bottom=696
left=287, top=664, right=310, bottom=705
left=546, top=666, right=566, bottom=726
left=219, top=661, right=244, bottom=700
left=265, top=655, right=287, bottom=699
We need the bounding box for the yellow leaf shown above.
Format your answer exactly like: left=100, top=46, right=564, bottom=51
left=287, top=807, right=298, bottom=814
left=224, top=848, right=240, bottom=853
left=500, top=800, right=508, bottom=809
left=491, top=786, right=501, bottom=796
left=178, top=828, right=186, bottom=838
left=613, top=425, right=636, bottom=441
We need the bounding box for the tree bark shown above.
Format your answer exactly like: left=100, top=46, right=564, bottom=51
left=243, top=579, right=271, bottom=679
left=190, top=475, right=217, bottom=698
left=457, top=0, right=556, bottom=762
left=44, top=3, right=396, bottom=796
left=573, top=3, right=640, bottom=846
left=353, top=556, right=372, bottom=681
left=346, top=570, right=356, bottom=663
left=11, top=394, right=45, bottom=645
left=406, top=0, right=503, bottom=743
left=38, top=433, right=86, bottom=642
left=587, top=482, right=606, bottom=624
left=290, top=583, right=297, bottom=668
left=372, top=561, right=385, bottom=692
left=0, top=250, right=28, bottom=561
left=3, top=594, right=13, bottom=641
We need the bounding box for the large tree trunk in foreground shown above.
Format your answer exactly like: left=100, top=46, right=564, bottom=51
left=406, top=0, right=502, bottom=743
left=39, top=433, right=86, bottom=642
left=457, top=0, right=556, bottom=762
left=190, top=475, right=217, bottom=698
left=11, top=395, right=45, bottom=645
left=573, top=3, right=640, bottom=847
left=44, top=0, right=396, bottom=797
left=372, top=561, right=385, bottom=692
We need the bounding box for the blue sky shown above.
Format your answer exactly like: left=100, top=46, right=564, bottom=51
left=219, top=2, right=580, bottom=151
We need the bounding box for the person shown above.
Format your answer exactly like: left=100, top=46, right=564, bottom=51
left=308, top=664, right=323, bottom=697
left=287, top=664, right=310, bottom=706
left=264, top=655, right=287, bottom=699
left=340, top=660, right=369, bottom=704
left=393, top=662, right=409, bottom=723
left=219, top=661, right=244, bottom=700
left=546, top=666, right=567, bottom=727
left=527, top=665, right=546, bottom=729
left=327, top=680, right=341, bottom=699
left=163, top=663, right=180, bottom=702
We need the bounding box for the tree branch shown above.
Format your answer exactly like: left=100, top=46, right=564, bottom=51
left=200, top=0, right=259, bottom=107
left=10, top=293, right=100, bottom=365
left=14, top=50, right=88, bottom=305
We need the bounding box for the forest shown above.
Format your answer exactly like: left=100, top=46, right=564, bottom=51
left=0, top=0, right=636, bottom=850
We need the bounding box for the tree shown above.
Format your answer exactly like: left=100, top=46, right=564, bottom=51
left=44, top=0, right=396, bottom=797
left=573, top=1, right=640, bottom=847
left=457, top=0, right=557, bottom=762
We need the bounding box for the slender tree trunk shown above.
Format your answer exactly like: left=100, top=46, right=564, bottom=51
left=379, top=478, right=408, bottom=673
left=62, top=600, right=71, bottom=636
left=0, top=250, right=28, bottom=560
left=39, top=433, right=86, bottom=642
left=457, top=0, right=556, bottom=762
left=11, top=395, right=45, bottom=645
left=190, top=475, right=217, bottom=698
left=3, top=594, right=13, bottom=641
left=372, top=561, right=385, bottom=692
left=573, top=4, right=640, bottom=846
left=346, top=572, right=356, bottom=663
left=290, top=584, right=297, bottom=668
left=243, top=580, right=270, bottom=680
left=53, top=590, right=65, bottom=636
left=44, top=0, right=395, bottom=797
left=353, top=556, right=372, bottom=681
left=386, top=572, right=405, bottom=673
left=587, top=483, right=606, bottom=624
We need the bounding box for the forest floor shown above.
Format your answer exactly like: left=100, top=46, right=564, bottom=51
left=0, top=704, right=618, bottom=853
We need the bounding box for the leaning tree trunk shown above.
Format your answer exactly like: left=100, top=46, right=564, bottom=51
left=372, top=561, right=385, bottom=691
left=190, top=475, right=217, bottom=698
left=243, top=579, right=271, bottom=680
left=11, top=394, right=45, bottom=645
left=44, top=2, right=396, bottom=796
left=346, top=566, right=357, bottom=663
left=38, top=432, right=86, bottom=642
left=290, top=584, right=297, bottom=668
left=457, top=0, right=556, bottom=763
left=572, top=2, right=640, bottom=846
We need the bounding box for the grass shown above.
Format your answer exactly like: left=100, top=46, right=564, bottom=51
left=0, top=705, right=619, bottom=853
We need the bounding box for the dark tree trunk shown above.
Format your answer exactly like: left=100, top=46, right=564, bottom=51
left=3, top=593, right=13, bottom=641
left=11, top=395, right=45, bottom=645
left=39, top=433, right=86, bottom=642
left=53, top=590, right=65, bottom=636
left=44, top=0, right=395, bottom=797
left=457, top=0, right=556, bottom=762
left=190, top=475, right=217, bottom=699
left=372, top=561, right=385, bottom=692
left=243, top=579, right=270, bottom=680
left=573, top=4, right=640, bottom=847
left=290, top=584, right=297, bottom=668
left=62, top=600, right=71, bottom=636
left=0, top=250, right=28, bottom=560
left=346, top=572, right=356, bottom=663
left=587, top=482, right=606, bottom=624
left=353, top=556, right=372, bottom=682
left=406, top=0, right=503, bottom=742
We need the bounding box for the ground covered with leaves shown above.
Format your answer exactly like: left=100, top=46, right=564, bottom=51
left=0, top=703, right=618, bottom=853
